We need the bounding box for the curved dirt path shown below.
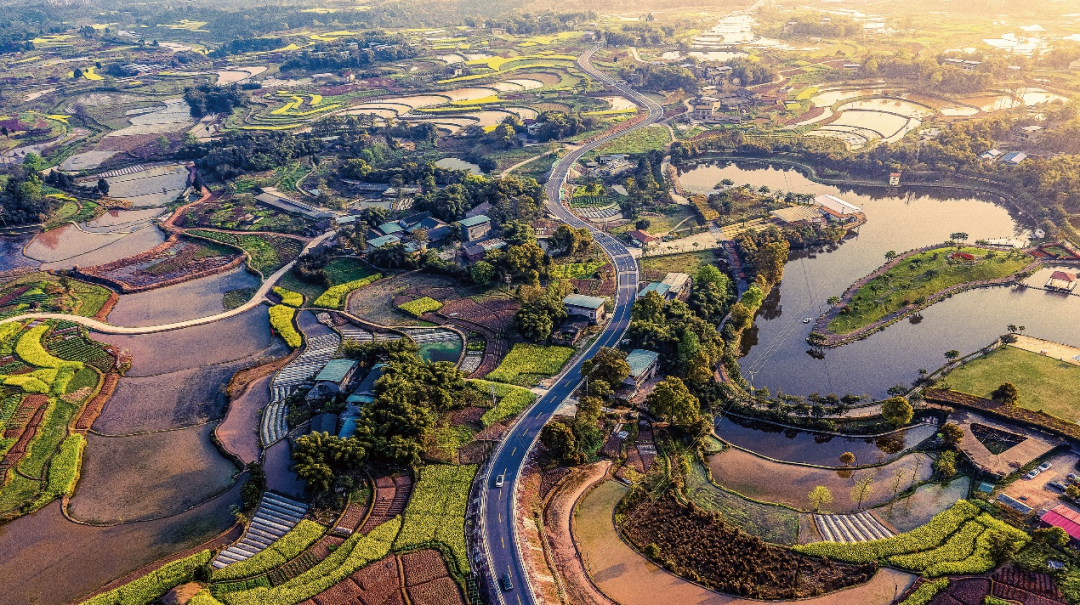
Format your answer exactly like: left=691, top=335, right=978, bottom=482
left=0, top=230, right=335, bottom=334
left=543, top=461, right=616, bottom=605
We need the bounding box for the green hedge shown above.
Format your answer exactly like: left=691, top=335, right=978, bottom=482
left=398, top=296, right=443, bottom=317
left=210, top=520, right=326, bottom=582
left=220, top=517, right=399, bottom=605
left=312, top=274, right=382, bottom=309
left=272, top=287, right=304, bottom=307
left=900, top=578, right=949, bottom=605
left=269, top=305, right=301, bottom=349
left=84, top=550, right=212, bottom=605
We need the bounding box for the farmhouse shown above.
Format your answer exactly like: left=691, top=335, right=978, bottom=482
left=463, top=237, right=506, bottom=262
left=661, top=272, right=692, bottom=300
left=345, top=363, right=386, bottom=407
left=1046, top=271, right=1077, bottom=292
left=460, top=214, right=492, bottom=242
left=1001, top=151, right=1028, bottom=165
left=621, top=349, right=660, bottom=397
left=637, top=282, right=672, bottom=300
left=308, top=358, right=358, bottom=400
left=627, top=229, right=660, bottom=249
left=563, top=294, right=607, bottom=324
left=1040, top=504, right=1080, bottom=545
left=255, top=187, right=332, bottom=219
left=366, top=234, right=401, bottom=252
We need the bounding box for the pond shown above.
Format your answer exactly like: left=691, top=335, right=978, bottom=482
left=713, top=415, right=938, bottom=467
left=0, top=235, right=39, bottom=271
left=679, top=161, right=1080, bottom=398
left=435, top=157, right=482, bottom=175
left=417, top=337, right=463, bottom=364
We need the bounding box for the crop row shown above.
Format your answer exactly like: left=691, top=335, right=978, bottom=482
left=920, top=514, right=1029, bottom=577
left=398, top=297, right=443, bottom=318
left=47, top=336, right=113, bottom=371
left=220, top=517, right=400, bottom=605
left=312, top=274, right=382, bottom=309
left=16, top=325, right=82, bottom=371
left=900, top=578, right=950, bottom=605
left=394, top=464, right=477, bottom=573
left=272, top=287, right=304, bottom=308
left=485, top=343, right=574, bottom=387
left=549, top=259, right=605, bottom=279
left=210, top=520, right=326, bottom=582
left=269, top=305, right=302, bottom=349
left=795, top=500, right=980, bottom=563
left=85, top=550, right=213, bottom=605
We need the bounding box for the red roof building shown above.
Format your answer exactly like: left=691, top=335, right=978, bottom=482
left=1047, top=271, right=1077, bottom=292
left=627, top=230, right=660, bottom=247
left=1040, top=504, right=1080, bottom=544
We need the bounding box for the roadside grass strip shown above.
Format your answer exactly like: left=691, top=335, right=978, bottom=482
left=85, top=550, right=213, bottom=605
left=468, top=379, right=536, bottom=426
left=398, top=296, right=443, bottom=317
left=394, top=464, right=477, bottom=572
left=796, top=501, right=1029, bottom=576
left=485, top=343, right=574, bottom=387
left=273, top=287, right=304, bottom=307
left=550, top=259, right=605, bottom=279
left=219, top=517, right=399, bottom=605
left=210, top=520, right=326, bottom=582
left=795, top=500, right=980, bottom=562
left=311, top=274, right=382, bottom=309
left=900, top=578, right=949, bottom=605
left=269, top=305, right=302, bottom=349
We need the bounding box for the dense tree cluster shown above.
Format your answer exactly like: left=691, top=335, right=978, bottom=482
left=626, top=63, right=699, bottom=94
left=415, top=175, right=543, bottom=224
left=181, top=131, right=323, bottom=181
left=0, top=169, right=59, bottom=226
left=723, top=58, right=776, bottom=86
left=352, top=351, right=470, bottom=466
left=183, top=83, right=247, bottom=118
left=540, top=395, right=604, bottom=463
left=209, top=37, right=286, bottom=57
left=629, top=290, right=724, bottom=383
left=532, top=111, right=598, bottom=142
left=734, top=226, right=791, bottom=288
left=281, top=33, right=418, bottom=72
left=514, top=281, right=572, bottom=341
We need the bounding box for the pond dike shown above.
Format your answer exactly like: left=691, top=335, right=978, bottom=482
left=809, top=243, right=1040, bottom=348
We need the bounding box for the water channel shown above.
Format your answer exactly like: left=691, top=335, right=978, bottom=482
left=679, top=160, right=1080, bottom=399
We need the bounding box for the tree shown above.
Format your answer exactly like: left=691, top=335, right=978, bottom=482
left=884, top=250, right=897, bottom=261
left=934, top=450, right=957, bottom=479
left=97, top=178, right=110, bottom=196
left=581, top=347, right=630, bottom=394
left=839, top=451, right=856, bottom=466
left=851, top=472, right=876, bottom=509
left=514, top=281, right=571, bottom=341
left=647, top=376, right=699, bottom=425
left=469, top=260, right=496, bottom=286
left=550, top=225, right=591, bottom=256
left=945, top=349, right=961, bottom=362
left=541, top=420, right=578, bottom=463
left=808, top=485, right=833, bottom=512
left=992, top=382, right=1019, bottom=406
left=292, top=432, right=366, bottom=493
left=941, top=422, right=964, bottom=445
left=881, top=396, right=914, bottom=427
left=1034, top=526, right=1070, bottom=549
left=986, top=530, right=1021, bottom=564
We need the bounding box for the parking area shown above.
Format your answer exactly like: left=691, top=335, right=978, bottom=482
left=1002, top=449, right=1079, bottom=512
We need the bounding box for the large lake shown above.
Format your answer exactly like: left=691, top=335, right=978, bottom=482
left=679, top=160, right=1080, bottom=399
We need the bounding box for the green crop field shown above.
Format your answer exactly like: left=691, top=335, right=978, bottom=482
left=939, top=346, right=1080, bottom=420
left=485, top=343, right=574, bottom=386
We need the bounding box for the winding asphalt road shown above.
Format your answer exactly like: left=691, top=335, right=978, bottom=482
left=478, top=43, right=663, bottom=605
left=0, top=230, right=335, bottom=334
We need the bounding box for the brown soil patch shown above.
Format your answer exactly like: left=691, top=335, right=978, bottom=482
left=0, top=395, right=50, bottom=482
left=74, top=372, right=119, bottom=432
left=361, top=473, right=413, bottom=534
left=620, top=492, right=875, bottom=599
left=76, top=235, right=243, bottom=293
left=215, top=373, right=269, bottom=465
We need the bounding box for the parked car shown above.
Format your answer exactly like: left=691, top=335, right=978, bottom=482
left=1024, top=469, right=1041, bottom=480
left=1047, top=481, right=1067, bottom=493
left=495, top=473, right=505, bottom=488
left=500, top=574, right=514, bottom=592
left=1068, top=473, right=1080, bottom=484
left=1039, top=461, right=1054, bottom=472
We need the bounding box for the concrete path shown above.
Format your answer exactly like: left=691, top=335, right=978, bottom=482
left=0, top=230, right=335, bottom=334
